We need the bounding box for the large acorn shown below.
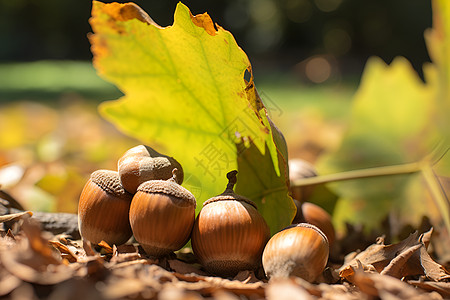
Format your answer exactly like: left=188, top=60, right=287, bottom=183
left=262, top=223, right=329, bottom=282
left=129, top=169, right=196, bottom=257
left=118, top=145, right=184, bottom=194
left=78, top=170, right=133, bottom=246
left=191, top=171, right=270, bottom=277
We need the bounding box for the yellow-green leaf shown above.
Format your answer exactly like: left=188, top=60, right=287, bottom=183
left=89, top=1, right=294, bottom=234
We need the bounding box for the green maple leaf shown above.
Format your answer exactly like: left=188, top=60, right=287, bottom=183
left=89, top=1, right=295, bottom=234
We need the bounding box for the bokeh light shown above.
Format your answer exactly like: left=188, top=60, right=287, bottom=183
left=305, top=56, right=332, bottom=83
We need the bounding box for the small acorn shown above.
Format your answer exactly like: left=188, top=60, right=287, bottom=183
left=118, top=145, right=184, bottom=194
left=262, top=223, right=329, bottom=282
left=191, top=170, right=270, bottom=277
left=292, top=200, right=336, bottom=247
left=78, top=170, right=133, bottom=246
left=288, top=159, right=318, bottom=202
left=129, top=168, right=196, bottom=257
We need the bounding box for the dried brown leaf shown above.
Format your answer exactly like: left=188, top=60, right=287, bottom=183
left=109, top=252, right=142, bottom=264
left=101, top=277, right=146, bottom=299
left=318, top=282, right=362, bottom=300
left=339, top=231, right=422, bottom=273
left=168, top=259, right=208, bottom=276
left=109, top=258, right=157, bottom=270
left=97, top=240, right=113, bottom=254
left=233, top=270, right=260, bottom=283
left=418, top=246, right=450, bottom=281
left=46, top=278, right=103, bottom=300
left=380, top=243, right=423, bottom=278
left=170, top=267, right=265, bottom=298
left=354, top=271, right=444, bottom=299
left=49, top=240, right=78, bottom=263
left=0, top=272, right=21, bottom=297
left=422, top=227, right=433, bottom=249
left=0, top=211, right=32, bottom=223
left=212, top=290, right=241, bottom=300
left=339, top=259, right=377, bottom=283
left=266, top=279, right=314, bottom=300
left=408, top=280, right=450, bottom=298
left=77, top=256, right=108, bottom=281
left=0, top=244, right=73, bottom=285
left=159, top=287, right=203, bottom=300
left=0, top=219, right=74, bottom=285
left=339, top=228, right=450, bottom=281
left=82, top=239, right=97, bottom=257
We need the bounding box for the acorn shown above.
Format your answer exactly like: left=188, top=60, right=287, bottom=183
left=292, top=200, right=336, bottom=247
left=129, top=169, right=196, bottom=257
left=288, top=159, right=317, bottom=202
left=118, top=145, right=184, bottom=194
left=191, top=170, right=270, bottom=277
left=78, top=170, right=133, bottom=246
left=262, top=223, right=329, bottom=282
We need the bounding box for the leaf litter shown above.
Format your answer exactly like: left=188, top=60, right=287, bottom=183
left=0, top=213, right=449, bottom=299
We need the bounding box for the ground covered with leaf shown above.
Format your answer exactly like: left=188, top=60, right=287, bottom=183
left=0, top=212, right=448, bottom=300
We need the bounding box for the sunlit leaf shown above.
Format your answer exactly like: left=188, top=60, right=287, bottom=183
left=89, top=1, right=294, bottom=234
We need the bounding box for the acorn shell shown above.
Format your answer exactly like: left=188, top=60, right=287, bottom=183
left=118, top=145, right=184, bottom=194
left=191, top=171, right=270, bottom=277
left=78, top=170, right=133, bottom=246
left=262, top=223, right=329, bottom=282
left=129, top=177, right=196, bottom=257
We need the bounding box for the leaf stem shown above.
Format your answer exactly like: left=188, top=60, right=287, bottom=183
left=420, top=163, right=450, bottom=232
left=290, top=159, right=450, bottom=234
left=291, top=161, right=422, bottom=187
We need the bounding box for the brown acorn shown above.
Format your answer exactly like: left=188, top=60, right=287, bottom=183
left=118, top=145, right=184, bottom=194
left=78, top=170, right=133, bottom=246
left=129, top=169, right=196, bottom=257
left=288, top=158, right=318, bottom=202
left=191, top=170, right=270, bottom=277
left=292, top=200, right=336, bottom=247
left=262, top=223, right=329, bottom=282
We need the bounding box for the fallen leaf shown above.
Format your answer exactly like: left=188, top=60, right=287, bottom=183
left=408, top=280, right=450, bottom=298
left=380, top=243, right=423, bottom=278
left=0, top=211, right=32, bottom=223
left=340, top=228, right=450, bottom=283
left=0, top=219, right=73, bottom=285
left=168, top=259, right=208, bottom=276
left=265, top=279, right=314, bottom=300
left=354, top=271, right=444, bottom=300
left=49, top=240, right=78, bottom=263
left=97, top=240, right=113, bottom=254
left=0, top=272, right=21, bottom=297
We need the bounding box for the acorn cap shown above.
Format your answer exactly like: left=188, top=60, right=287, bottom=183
left=137, top=169, right=196, bottom=207
left=281, top=223, right=329, bottom=245
left=90, top=170, right=130, bottom=198
left=203, top=170, right=257, bottom=209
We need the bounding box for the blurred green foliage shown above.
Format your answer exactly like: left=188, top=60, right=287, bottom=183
left=0, top=0, right=432, bottom=79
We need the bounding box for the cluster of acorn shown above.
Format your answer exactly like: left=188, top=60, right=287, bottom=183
left=78, top=145, right=335, bottom=282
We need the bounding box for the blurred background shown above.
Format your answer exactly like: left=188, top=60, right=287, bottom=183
left=0, top=0, right=431, bottom=80
left=0, top=0, right=432, bottom=213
